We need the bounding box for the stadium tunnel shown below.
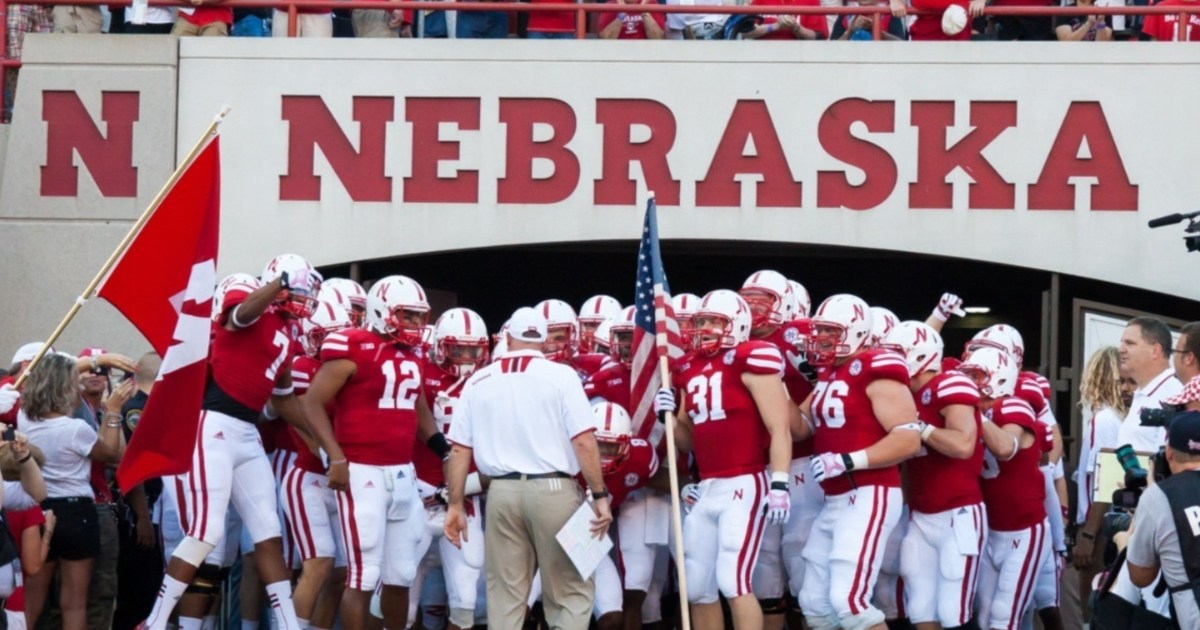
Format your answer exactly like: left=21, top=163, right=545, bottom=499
left=316, top=239, right=1200, bottom=457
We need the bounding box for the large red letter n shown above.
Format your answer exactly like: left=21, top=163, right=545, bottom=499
left=279, top=96, right=394, bottom=202
left=41, top=91, right=139, bottom=197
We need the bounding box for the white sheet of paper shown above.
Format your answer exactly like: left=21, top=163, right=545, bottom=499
left=555, top=501, right=613, bottom=580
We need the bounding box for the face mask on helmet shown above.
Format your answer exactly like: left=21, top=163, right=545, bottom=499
left=278, top=288, right=319, bottom=320
left=543, top=325, right=576, bottom=362
left=579, top=321, right=602, bottom=353
left=348, top=306, right=366, bottom=328
left=610, top=330, right=635, bottom=367
left=739, top=288, right=783, bottom=331
left=597, top=438, right=628, bottom=474
left=439, top=340, right=488, bottom=377
left=692, top=314, right=734, bottom=355
left=386, top=307, right=430, bottom=346
left=806, top=323, right=850, bottom=366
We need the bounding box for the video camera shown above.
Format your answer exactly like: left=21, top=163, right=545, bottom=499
left=1139, top=402, right=1183, bottom=428
left=1110, top=443, right=1170, bottom=511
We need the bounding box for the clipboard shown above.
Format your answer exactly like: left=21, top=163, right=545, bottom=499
left=1092, top=447, right=1155, bottom=503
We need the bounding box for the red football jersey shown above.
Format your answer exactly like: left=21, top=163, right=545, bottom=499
left=906, top=371, right=984, bottom=514
left=673, top=341, right=783, bottom=480
left=750, top=0, right=830, bottom=39
left=760, top=323, right=815, bottom=458
left=413, top=360, right=472, bottom=487
left=1016, top=373, right=1054, bottom=453
left=210, top=287, right=303, bottom=412
left=811, top=349, right=911, bottom=496
left=583, top=361, right=634, bottom=425
left=980, top=397, right=1047, bottom=531
left=568, top=353, right=609, bottom=380
left=578, top=438, right=659, bottom=511
left=290, top=355, right=326, bottom=474
left=322, top=328, right=425, bottom=467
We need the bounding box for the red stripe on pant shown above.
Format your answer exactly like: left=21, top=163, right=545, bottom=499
left=283, top=468, right=309, bottom=560
left=338, top=485, right=365, bottom=590
left=187, top=412, right=210, bottom=542
left=292, top=468, right=318, bottom=559
left=858, top=487, right=890, bottom=613
left=959, top=504, right=983, bottom=625
left=737, top=473, right=768, bottom=596
left=733, top=473, right=763, bottom=596
left=849, top=486, right=884, bottom=615
left=1007, top=522, right=1044, bottom=630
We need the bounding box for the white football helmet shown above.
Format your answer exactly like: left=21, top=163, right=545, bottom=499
left=434, top=308, right=489, bottom=377
left=261, top=254, right=322, bottom=319
left=788, top=280, right=812, bottom=319
left=958, top=346, right=1018, bottom=399
left=672, top=293, right=701, bottom=344
left=879, top=321, right=943, bottom=378
left=537, top=299, right=580, bottom=362
left=592, top=402, right=633, bottom=474
left=869, top=306, right=899, bottom=348
left=212, top=273, right=260, bottom=322
left=968, top=324, right=1025, bottom=367
left=807, top=294, right=873, bottom=366
left=608, top=306, right=638, bottom=368
left=365, top=275, right=430, bottom=346
left=692, top=290, right=752, bottom=355
left=320, top=278, right=367, bottom=327
left=302, top=300, right=353, bottom=358
left=739, top=270, right=794, bottom=331
left=579, top=295, right=623, bottom=353
left=593, top=319, right=614, bottom=356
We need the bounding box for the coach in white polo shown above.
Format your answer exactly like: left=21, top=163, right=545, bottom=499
left=444, top=306, right=613, bottom=630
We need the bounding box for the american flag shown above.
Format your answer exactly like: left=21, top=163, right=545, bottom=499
left=630, top=197, right=685, bottom=446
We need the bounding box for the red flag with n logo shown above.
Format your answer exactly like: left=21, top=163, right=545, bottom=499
left=102, top=138, right=222, bottom=492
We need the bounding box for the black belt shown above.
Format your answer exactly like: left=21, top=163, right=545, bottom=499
left=494, top=472, right=570, bottom=481
left=42, top=496, right=93, bottom=506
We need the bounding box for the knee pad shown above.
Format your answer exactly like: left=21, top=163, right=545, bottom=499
left=804, top=613, right=841, bottom=630
left=369, top=588, right=383, bottom=619
left=185, top=563, right=223, bottom=597
left=449, top=607, right=474, bottom=628
left=840, top=608, right=886, bottom=630
left=758, top=598, right=786, bottom=615
left=173, top=537, right=217, bottom=567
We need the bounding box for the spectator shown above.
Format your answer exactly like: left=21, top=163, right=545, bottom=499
left=0, top=436, right=51, bottom=630
left=272, top=2, right=332, bottom=36
left=744, top=0, right=828, bottom=40
left=172, top=0, right=232, bottom=36
left=1116, top=316, right=1182, bottom=453
left=895, top=0, right=971, bottom=40
left=527, top=0, right=576, bottom=39
left=1171, top=321, right=1200, bottom=384
left=1141, top=0, right=1200, bottom=40
left=1070, top=347, right=1125, bottom=622
left=598, top=0, right=667, bottom=39
left=351, top=9, right=402, bottom=37
left=1054, top=0, right=1113, bottom=40
left=663, top=0, right=724, bottom=39
left=4, top=3, right=51, bottom=121
left=124, top=2, right=175, bottom=33
left=831, top=0, right=906, bottom=39
left=19, top=353, right=132, bottom=630
left=231, top=7, right=272, bottom=36
left=973, top=0, right=1055, bottom=39
left=52, top=4, right=102, bottom=33
left=113, top=352, right=163, bottom=630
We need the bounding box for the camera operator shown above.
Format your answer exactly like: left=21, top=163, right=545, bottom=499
left=1123, top=411, right=1200, bottom=629
left=1117, top=317, right=1183, bottom=454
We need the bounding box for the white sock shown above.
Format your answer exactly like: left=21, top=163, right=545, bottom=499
left=297, top=619, right=311, bottom=629
left=242, top=621, right=260, bottom=630
left=201, top=615, right=218, bottom=630
left=266, top=580, right=301, bottom=630
left=144, top=576, right=189, bottom=630
left=178, top=617, right=203, bottom=630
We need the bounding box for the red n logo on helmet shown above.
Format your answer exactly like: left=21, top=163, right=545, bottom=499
left=915, top=327, right=928, bottom=344
left=852, top=304, right=865, bottom=321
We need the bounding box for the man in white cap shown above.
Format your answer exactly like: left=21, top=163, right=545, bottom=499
left=444, top=307, right=612, bottom=630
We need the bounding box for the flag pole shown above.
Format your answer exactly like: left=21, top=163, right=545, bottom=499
left=659, top=356, right=693, bottom=630
left=14, top=105, right=232, bottom=389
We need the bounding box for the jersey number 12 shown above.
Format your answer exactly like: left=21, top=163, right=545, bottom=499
left=379, top=360, right=420, bottom=410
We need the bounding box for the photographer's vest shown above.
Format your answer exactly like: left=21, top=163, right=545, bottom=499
left=1158, top=470, right=1200, bottom=625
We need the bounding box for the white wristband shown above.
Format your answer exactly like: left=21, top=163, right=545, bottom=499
left=848, top=450, right=869, bottom=471
left=464, top=472, right=483, bottom=496
left=930, top=308, right=950, bottom=323
left=262, top=404, right=279, bottom=420
left=920, top=423, right=936, bottom=442
left=272, top=386, right=294, bottom=397
left=770, top=471, right=789, bottom=486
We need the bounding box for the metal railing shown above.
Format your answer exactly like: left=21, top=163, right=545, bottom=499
left=2, top=0, right=1197, bottom=119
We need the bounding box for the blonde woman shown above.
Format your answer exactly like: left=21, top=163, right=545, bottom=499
left=1070, top=347, right=1125, bottom=614
left=17, top=353, right=131, bottom=630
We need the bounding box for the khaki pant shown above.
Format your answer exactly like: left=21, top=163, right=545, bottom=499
left=51, top=5, right=101, bottom=33
left=171, top=17, right=228, bottom=36
left=351, top=9, right=397, bottom=37
left=485, top=478, right=592, bottom=630
left=271, top=10, right=333, bottom=37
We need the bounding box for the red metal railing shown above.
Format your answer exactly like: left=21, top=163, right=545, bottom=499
left=2, top=0, right=1197, bottom=120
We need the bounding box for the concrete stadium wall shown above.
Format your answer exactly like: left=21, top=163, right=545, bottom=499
left=2, top=36, right=1199, bottom=357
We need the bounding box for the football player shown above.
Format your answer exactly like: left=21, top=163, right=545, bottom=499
left=412, top=308, right=489, bottom=630
left=140, top=254, right=335, bottom=630
left=538, top=299, right=607, bottom=379
left=787, top=280, right=811, bottom=319
left=281, top=299, right=354, bottom=629
left=799, top=294, right=922, bottom=630
left=302, top=275, right=448, bottom=630
left=737, top=271, right=820, bottom=627
left=655, top=289, right=794, bottom=630
left=593, top=319, right=614, bottom=358
left=868, top=306, right=898, bottom=348
left=320, top=278, right=368, bottom=328
left=958, top=347, right=1050, bottom=630
left=579, top=295, right=623, bottom=354
left=882, top=321, right=985, bottom=630
left=671, top=293, right=701, bottom=347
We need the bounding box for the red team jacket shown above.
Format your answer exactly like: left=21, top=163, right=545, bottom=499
left=674, top=341, right=784, bottom=480
left=907, top=371, right=984, bottom=515
left=811, top=349, right=911, bottom=496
